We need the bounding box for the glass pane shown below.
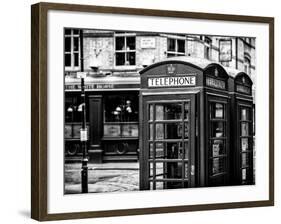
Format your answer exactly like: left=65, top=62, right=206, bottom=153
left=73, top=29, right=79, bottom=35
left=211, top=139, right=225, bottom=157
left=116, top=52, right=125, bottom=65
left=210, top=103, right=224, bottom=119
left=149, top=105, right=153, bottom=121
left=211, top=121, right=225, bottom=137
left=177, top=123, right=189, bottom=138
left=241, top=122, right=249, bottom=136
left=64, top=125, right=72, bottom=139
left=126, top=52, right=136, bottom=65
left=64, top=29, right=71, bottom=35
left=115, top=36, right=125, bottom=50
left=177, top=39, right=185, bottom=53
left=149, top=143, right=154, bottom=158
left=155, top=123, right=185, bottom=139
left=74, top=53, right=79, bottom=66
left=242, top=168, right=247, bottom=180
left=150, top=181, right=164, bottom=190
left=122, top=124, right=138, bottom=137
left=150, top=162, right=165, bottom=179
left=184, top=103, right=189, bottom=120
left=155, top=143, right=164, bottom=158
left=149, top=124, right=153, bottom=140
left=126, top=36, right=136, bottom=50
left=241, top=108, right=249, bottom=121
left=167, top=161, right=184, bottom=178
left=241, top=153, right=249, bottom=167
left=155, top=123, right=164, bottom=140
left=241, top=138, right=249, bottom=151
left=103, top=124, right=121, bottom=137
left=167, top=38, right=176, bottom=51
left=212, top=158, right=225, bottom=175
left=65, top=53, right=71, bottom=67
left=155, top=105, right=164, bottom=120
left=104, top=94, right=138, bottom=122
left=65, top=37, right=71, bottom=52
left=73, top=37, right=79, bottom=51
left=155, top=103, right=183, bottom=120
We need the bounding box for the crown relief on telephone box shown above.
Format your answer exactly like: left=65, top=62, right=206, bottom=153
left=64, top=28, right=255, bottom=193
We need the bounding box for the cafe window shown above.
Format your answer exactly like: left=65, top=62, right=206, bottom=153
left=64, top=29, right=80, bottom=70
left=65, top=95, right=89, bottom=140
left=115, top=33, right=136, bottom=66
left=103, top=93, right=138, bottom=138
left=204, top=37, right=212, bottom=60
left=167, top=38, right=186, bottom=57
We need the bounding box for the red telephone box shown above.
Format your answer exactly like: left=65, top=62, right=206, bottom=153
left=139, top=57, right=232, bottom=190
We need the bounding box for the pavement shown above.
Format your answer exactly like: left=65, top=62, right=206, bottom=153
left=64, top=162, right=139, bottom=194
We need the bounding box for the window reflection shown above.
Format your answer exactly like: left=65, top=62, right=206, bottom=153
left=210, top=103, right=224, bottom=119
left=155, top=103, right=187, bottom=120
left=104, top=94, right=138, bottom=122
left=241, top=123, right=249, bottom=136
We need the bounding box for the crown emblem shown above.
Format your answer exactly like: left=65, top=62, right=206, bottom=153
left=167, top=64, right=176, bottom=74
left=214, top=68, right=219, bottom=77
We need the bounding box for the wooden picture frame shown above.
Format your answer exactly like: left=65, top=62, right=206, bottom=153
left=31, top=2, right=274, bottom=221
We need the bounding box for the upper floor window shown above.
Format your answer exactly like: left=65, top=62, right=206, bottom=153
left=244, top=57, right=251, bottom=75
left=64, top=29, right=80, bottom=70
left=167, top=38, right=185, bottom=57
left=115, top=33, right=136, bottom=66
left=204, top=37, right=212, bottom=60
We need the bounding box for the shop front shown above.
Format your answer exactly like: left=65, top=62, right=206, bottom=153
left=64, top=75, right=140, bottom=163
left=139, top=57, right=254, bottom=190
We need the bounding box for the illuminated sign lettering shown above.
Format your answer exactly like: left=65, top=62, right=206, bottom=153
left=206, top=77, right=226, bottom=89
left=236, top=85, right=250, bottom=94
left=148, top=76, right=196, bottom=88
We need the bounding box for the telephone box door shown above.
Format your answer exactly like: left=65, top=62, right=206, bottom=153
left=140, top=94, right=196, bottom=190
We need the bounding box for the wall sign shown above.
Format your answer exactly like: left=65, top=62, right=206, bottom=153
left=148, top=75, right=196, bottom=87
left=140, top=37, right=156, bottom=48
left=206, top=77, right=226, bottom=89
left=65, top=83, right=139, bottom=90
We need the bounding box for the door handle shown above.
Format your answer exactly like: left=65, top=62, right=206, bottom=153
left=191, top=165, right=195, bottom=176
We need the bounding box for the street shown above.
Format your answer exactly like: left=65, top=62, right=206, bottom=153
left=64, top=162, right=139, bottom=194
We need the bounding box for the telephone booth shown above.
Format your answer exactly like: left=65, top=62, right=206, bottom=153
left=230, top=72, right=254, bottom=185
left=139, top=57, right=231, bottom=190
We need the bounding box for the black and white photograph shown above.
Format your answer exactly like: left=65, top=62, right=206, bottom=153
left=63, top=28, right=256, bottom=194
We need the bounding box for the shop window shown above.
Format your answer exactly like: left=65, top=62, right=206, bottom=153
left=103, top=93, right=138, bottom=138
left=204, top=37, right=212, bottom=60
left=167, top=38, right=186, bottom=57
left=115, top=33, right=136, bottom=66
left=64, top=29, right=80, bottom=70
left=65, top=95, right=90, bottom=141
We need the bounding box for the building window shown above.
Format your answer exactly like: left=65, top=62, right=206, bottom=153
left=204, top=37, right=212, bottom=60
left=244, top=57, right=251, bottom=75
left=167, top=38, right=186, bottom=57
left=64, top=29, right=80, bottom=70
left=115, top=33, right=136, bottom=66
left=103, top=93, right=139, bottom=138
